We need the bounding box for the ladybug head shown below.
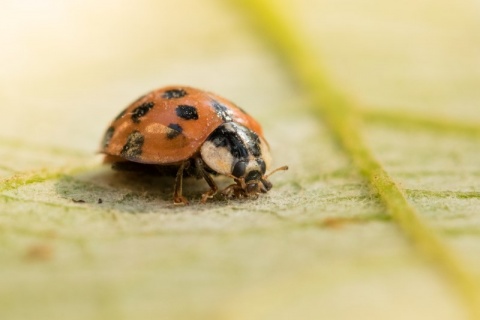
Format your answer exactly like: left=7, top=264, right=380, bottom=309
left=230, top=158, right=268, bottom=194
left=200, top=122, right=287, bottom=198
left=200, top=122, right=270, bottom=178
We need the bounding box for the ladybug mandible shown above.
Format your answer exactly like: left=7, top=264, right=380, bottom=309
left=100, top=86, right=287, bottom=204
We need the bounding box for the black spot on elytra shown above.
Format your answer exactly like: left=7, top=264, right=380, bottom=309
left=166, top=123, right=183, bottom=139
left=102, top=126, right=115, bottom=148
left=131, top=101, right=155, bottom=123
left=176, top=105, right=199, bottom=120
left=121, top=131, right=144, bottom=159
left=211, top=100, right=233, bottom=122
left=162, top=89, right=187, bottom=99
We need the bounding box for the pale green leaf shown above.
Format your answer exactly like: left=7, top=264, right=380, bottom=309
left=1, top=1, right=479, bottom=319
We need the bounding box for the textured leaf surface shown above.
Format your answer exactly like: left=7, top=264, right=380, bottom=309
left=1, top=1, right=479, bottom=319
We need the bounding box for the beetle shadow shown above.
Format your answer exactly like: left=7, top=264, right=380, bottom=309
left=54, top=166, right=230, bottom=213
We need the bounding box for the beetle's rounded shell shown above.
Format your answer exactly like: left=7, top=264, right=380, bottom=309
left=101, top=86, right=265, bottom=164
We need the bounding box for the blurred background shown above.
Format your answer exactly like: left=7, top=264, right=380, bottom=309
left=1, top=0, right=292, bottom=153
left=2, top=0, right=480, bottom=151
left=1, top=0, right=480, bottom=319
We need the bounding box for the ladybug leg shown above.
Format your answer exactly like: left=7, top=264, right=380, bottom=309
left=222, top=180, right=248, bottom=199
left=222, top=183, right=241, bottom=198
left=195, top=158, right=218, bottom=203
left=173, top=161, right=189, bottom=205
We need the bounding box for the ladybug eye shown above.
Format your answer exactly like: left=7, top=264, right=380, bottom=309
left=232, top=161, right=247, bottom=178
left=257, top=159, right=267, bottom=175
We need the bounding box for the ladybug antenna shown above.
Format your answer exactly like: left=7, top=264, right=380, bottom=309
left=265, top=165, right=288, bottom=179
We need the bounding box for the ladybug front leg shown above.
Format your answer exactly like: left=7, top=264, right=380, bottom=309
left=195, top=158, right=218, bottom=203
left=173, top=161, right=189, bottom=205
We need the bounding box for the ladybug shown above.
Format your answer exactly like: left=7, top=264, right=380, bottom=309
left=100, top=85, right=287, bottom=204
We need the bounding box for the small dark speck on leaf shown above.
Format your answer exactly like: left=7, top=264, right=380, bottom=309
left=98, top=198, right=103, bottom=204
left=72, top=199, right=86, bottom=203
